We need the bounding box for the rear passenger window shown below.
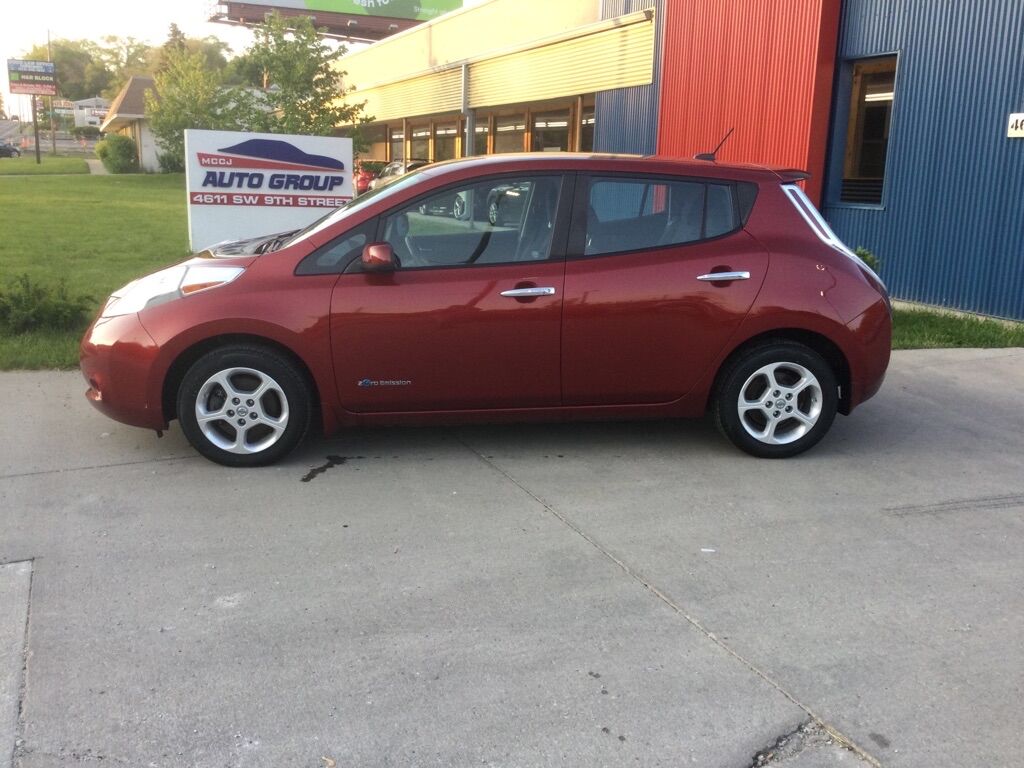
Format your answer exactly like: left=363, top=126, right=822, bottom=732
left=584, top=177, right=738, bottom=257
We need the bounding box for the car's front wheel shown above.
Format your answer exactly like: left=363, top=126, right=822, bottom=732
left=713, top=341, right=838, bottom=458
left=177, top=345, right=311, bottom=467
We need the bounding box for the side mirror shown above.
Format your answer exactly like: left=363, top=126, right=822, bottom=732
left=361, top=242, right=397, bottom=272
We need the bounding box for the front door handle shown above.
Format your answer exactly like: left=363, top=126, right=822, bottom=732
left=500, top=287, right=557, bottom=298
left=696, top=271, right=750, bottom=282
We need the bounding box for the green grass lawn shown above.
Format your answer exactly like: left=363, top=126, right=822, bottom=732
left=1, top=174, right=188, bottom=368
left=0, top=155, right=90, bottom=175
left=0, top=171, right=1022, bottom=369
left=891, top=307, right=1024, bottom=349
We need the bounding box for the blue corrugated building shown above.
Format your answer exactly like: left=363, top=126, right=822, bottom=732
left=822, top=0, right=1024, bottom=320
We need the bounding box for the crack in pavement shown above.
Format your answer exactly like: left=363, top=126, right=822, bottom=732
left=886, top=492, right=1024, bottom=517
left=452, top=433, right=882, bottom=768
left=0, top=455, right=197, bottom=482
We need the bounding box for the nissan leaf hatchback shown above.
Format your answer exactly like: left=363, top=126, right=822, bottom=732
left=81, top=154, right=891, bottom=467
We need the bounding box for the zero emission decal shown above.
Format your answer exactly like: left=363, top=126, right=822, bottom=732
left=190, top=139, right=351, bottom=208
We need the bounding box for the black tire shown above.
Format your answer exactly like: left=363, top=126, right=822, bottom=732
left=713, top=341, right=838, bottom=458
left=177, top=345, right=311, bottom=467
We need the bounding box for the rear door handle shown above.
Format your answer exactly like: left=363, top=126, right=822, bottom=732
left=500, top=287, right=557, bottom=297
left=696, top=271, right=750, bottom=282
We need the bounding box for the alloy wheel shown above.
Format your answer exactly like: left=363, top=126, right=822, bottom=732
left=194, top=367, right=290, bottom=455
left=736, top=361, right=823, bottom=445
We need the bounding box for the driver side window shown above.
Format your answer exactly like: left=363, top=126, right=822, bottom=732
left=381, top=176, right=562, bottom=269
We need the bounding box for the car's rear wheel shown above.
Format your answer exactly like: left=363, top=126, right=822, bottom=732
left=713, top=341, right=837, bottom=458
left=177, top=346, right=311, bottom=467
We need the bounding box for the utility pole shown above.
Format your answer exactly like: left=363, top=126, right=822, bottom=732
left=31, top=96, right=41, bottom=164
left=47, top=30, right=57, bottom=156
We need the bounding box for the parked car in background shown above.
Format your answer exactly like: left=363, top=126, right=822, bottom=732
left=81, top=153, right=891, bottom=467
left=368, top=159, right=429, bottom=191
left=487, top=182, right=531, bottom=226
left=0, top=142, right=21, bottom=158
left=354, top=160, right=387, bottom=195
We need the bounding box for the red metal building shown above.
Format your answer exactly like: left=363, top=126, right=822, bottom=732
left=655, top=1, right=840, bottom=203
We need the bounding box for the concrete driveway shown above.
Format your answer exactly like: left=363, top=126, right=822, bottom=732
left=1, top=348, right=1022, bottom=768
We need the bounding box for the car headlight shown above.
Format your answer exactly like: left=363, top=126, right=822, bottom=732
left=101, top=265, right=245, bottom=318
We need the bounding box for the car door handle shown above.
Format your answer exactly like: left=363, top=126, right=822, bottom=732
left=696, top=271, right=751, bottom=282
left=500, top=287, right=557, bottom=297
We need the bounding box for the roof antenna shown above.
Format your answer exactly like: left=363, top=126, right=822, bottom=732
left=695, top=128, right=734, bottom=162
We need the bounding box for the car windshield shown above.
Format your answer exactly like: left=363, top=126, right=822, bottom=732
left=280, top=167, right=430, bottom=249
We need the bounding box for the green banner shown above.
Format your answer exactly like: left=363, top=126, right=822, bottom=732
left=302, top=0, right=462, bottom=20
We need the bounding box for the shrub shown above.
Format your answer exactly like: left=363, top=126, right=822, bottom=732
left=0, top=274, right=94, bottom=334
left=157, top=151, right=185, bottom=173
left=72, top=126, right=101, bottom=139
left=855, top=246, right=881, bottom=272
left=95, top=134, right=138, bottom=174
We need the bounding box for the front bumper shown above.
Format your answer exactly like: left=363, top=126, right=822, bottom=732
left=80, top=313, right=166, bottom=430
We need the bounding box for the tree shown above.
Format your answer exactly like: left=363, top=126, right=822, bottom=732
left=162, top=24, right=188, bottom=60
left=158, top=26, right=231, bottom=75
left=146, top=47, right=237, bottom=171
left=145, top=13, right=368, bottom=170
left=25, top=40, right=111, bottom=101
left=234, top=11, right=365, bottom=136
left=92, top=36, right=156, bottom=97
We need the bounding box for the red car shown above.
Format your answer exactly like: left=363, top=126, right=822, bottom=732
left=81, top=154, right=891, bottom=467
left=353, top=160, right=386, bottom=196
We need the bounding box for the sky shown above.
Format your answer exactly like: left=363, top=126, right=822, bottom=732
left=1, top=0, right=257, bottom=116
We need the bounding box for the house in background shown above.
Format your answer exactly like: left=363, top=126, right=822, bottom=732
left=101, top=76, right=160, bottom=172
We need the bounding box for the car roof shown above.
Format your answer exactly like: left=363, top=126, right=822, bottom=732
left=417, top=152, right=801, bottom=184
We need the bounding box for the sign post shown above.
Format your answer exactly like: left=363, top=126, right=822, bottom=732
left=30, top=97, right=41, bottom=165
left=7, top=60, right=57, bottom=165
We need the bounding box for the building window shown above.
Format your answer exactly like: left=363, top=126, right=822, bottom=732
left=532, top=109, right=570, bottom=152
left=410, top=125, right=430, bottom=160
left=474, top=121, right=490, bottom=156
left=389, top=128, right=405, bottom=161
left=494, top=115, right=526, bottom=153
left=841, top=56, right=897, bottom=204
left=580, top=108, right=595, bottom=152
left=435, top=123, right=458, bottom=161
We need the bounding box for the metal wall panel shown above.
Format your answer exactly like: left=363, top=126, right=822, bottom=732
left=822, top=0, right=1024, bottom=319
left=469, top=11, right=654, bottom=109
left=655, top=1, right=841, bottom=203
left=594, top=0, right=663, bottom=155
left=354, top=68, right=463, bottom=123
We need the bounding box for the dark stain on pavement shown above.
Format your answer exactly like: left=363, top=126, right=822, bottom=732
left=301, top=455, right=348, bottom=482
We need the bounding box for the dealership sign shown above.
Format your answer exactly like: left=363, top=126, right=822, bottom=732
left=234, top=0, right=462, bottom=20
left=185, top=129, right=353, bottom=250
left=7, top=60, right=57, bottom=96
